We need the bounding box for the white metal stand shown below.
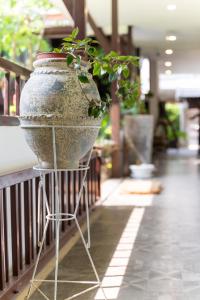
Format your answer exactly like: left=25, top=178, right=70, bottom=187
left=23, top=125, right=107, bottom=300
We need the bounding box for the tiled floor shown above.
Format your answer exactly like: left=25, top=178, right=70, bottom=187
left=30, top=151, right=200, bottom=300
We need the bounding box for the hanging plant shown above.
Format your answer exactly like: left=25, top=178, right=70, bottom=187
left=54, top=28, right=139, bottom=118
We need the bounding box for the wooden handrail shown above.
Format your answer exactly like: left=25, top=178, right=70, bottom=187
left=0, top=57, right=31, bottom=78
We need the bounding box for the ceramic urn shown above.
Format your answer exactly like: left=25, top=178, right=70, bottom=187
left=20, top=53, right=101, bottom=169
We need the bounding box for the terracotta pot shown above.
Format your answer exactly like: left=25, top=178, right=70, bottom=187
left=20, top=52, right=101, bottom=169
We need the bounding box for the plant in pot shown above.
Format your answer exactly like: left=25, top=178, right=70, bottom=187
left=20, top=28, right=139, bottom=169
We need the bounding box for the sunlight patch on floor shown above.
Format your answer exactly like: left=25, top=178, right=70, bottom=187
left=102, top=194, right=154, bottom=207
left=95, top=208, right=145, bottom=299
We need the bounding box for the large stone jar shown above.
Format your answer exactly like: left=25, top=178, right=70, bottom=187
left=20, top=52, right=101, bottom=169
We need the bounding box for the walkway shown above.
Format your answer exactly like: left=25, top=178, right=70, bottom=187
left=29, top=151, right=200, bottom=300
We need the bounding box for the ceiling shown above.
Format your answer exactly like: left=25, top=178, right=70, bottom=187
left=87, top=0, right=200, bottom=74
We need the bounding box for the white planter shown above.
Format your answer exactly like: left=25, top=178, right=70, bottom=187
left=124, top=114, right=154, bottom=163
left=129, top=164, right=155, bottom=179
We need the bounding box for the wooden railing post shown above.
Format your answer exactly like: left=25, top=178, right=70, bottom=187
left=4, top=73, right=10, bottom=115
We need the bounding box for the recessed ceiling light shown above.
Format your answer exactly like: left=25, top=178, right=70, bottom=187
left=165, top=69, right=172, bottom=75
left=165, top=49, right=173, bottom=55
left=167, top=4, right=177, bottom=11
left=166, top=35, right=177, bottom=41
left=165, top=61, right=172, bottom=67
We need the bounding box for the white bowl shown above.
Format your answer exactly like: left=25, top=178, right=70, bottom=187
left=129, top=164, right=155, bottom=179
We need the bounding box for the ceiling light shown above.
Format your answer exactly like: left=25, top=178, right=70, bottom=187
left=165, top=49, right=173, bottom=55
left=165, top=61, right=172, bottom=67
left=165, top=70, right=172, bottom=75
left=167, top=4, right=177, bottom=11
left=166, top=35, right=177, bottom=41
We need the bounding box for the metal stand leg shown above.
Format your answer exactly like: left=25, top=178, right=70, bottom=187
left=26, top=125, right=107, bottom=300
left=26, top=219, right=50, bottom=300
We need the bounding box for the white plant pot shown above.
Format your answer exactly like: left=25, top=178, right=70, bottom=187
left=124, top=114, right=154, bottom=163
left=129, top=164, right=155, bottom=179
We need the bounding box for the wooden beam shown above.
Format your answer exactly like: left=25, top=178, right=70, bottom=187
left=63, top=0, right=110, bottom=51
left=73, top=0, right=86, bottom=39
left=63, top=0, right=73, bottom=15
left=87, top=13, right=110, bottom=53
left=44, top=26, right=74, bottom=39
left=128, top=25, right=134, bottom=53
left=136, top=47, right=141, bottom=76
left=111, top=0, right=121, bottom=177
left=0, top=57, right=31, bottom=78
left=63, top=0, right=86, bottom=39
left=111, top=0, right=120, bottom=52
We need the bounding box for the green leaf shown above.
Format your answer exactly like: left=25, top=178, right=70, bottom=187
left=54, top=48, right=61, bottom=53
left=87, top=46, right=97, bottom=56
left=76, top=55, right=81, bottom=66
left=106, top=51, right=118, bottom=58
left=93, top=62, right=101, bottom=76
left=71, top=27, right=79, bottom=39
left=78, top=74, right=89, bottom=83
left=63, top=37, right=73, bottom=42
left=122, top=67, right=130, bottom=78
left=91, top=40, right=99, bottom=44
left=66, top=54, right=74, bottom=65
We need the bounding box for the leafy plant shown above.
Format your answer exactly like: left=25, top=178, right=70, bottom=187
left=54, top=28, right=139, bottom=118
left=165, top=103, right=187, bottom=143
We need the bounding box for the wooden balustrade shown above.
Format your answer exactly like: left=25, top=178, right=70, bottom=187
left=0, top=154, right=101, bottom=299
left=0, top=57, right=31, bottom=116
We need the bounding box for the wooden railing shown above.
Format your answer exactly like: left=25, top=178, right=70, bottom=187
left=0, top=154, right=101, bottom=299
left=0, top=57, right=31, bottom=116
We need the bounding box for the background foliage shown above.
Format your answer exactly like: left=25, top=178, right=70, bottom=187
left=0, top=0, right=51, bottom=67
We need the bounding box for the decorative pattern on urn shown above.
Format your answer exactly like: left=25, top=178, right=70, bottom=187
left=20, top=56, right=101, bottom=169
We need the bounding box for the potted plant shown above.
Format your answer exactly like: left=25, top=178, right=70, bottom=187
left=20, top=28, right=139, bottom=169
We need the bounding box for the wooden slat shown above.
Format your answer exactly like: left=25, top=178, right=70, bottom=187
left=73, top=171, right=76, bottom=212
left=24, top=181, right=32, bottom=265
left=17, top=184, right=23, bottom=270
left=10, top=185, right=20, bottom=276
left=61, top=172, right=66, bottom=231
left=3, top=189, right=9, bottom=283
left=67, top=172, right=71, bottom=225
left=0, top=190, right=6, bottom=290
left=4, top=73, right=10, bottom=115
left=92, top=159, right=95, bottom=204
left=83, top=167, right=86, bottom=212
left=78, top=171, right=82, bottom=216
left=15, top=76, right=20, bottom=116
